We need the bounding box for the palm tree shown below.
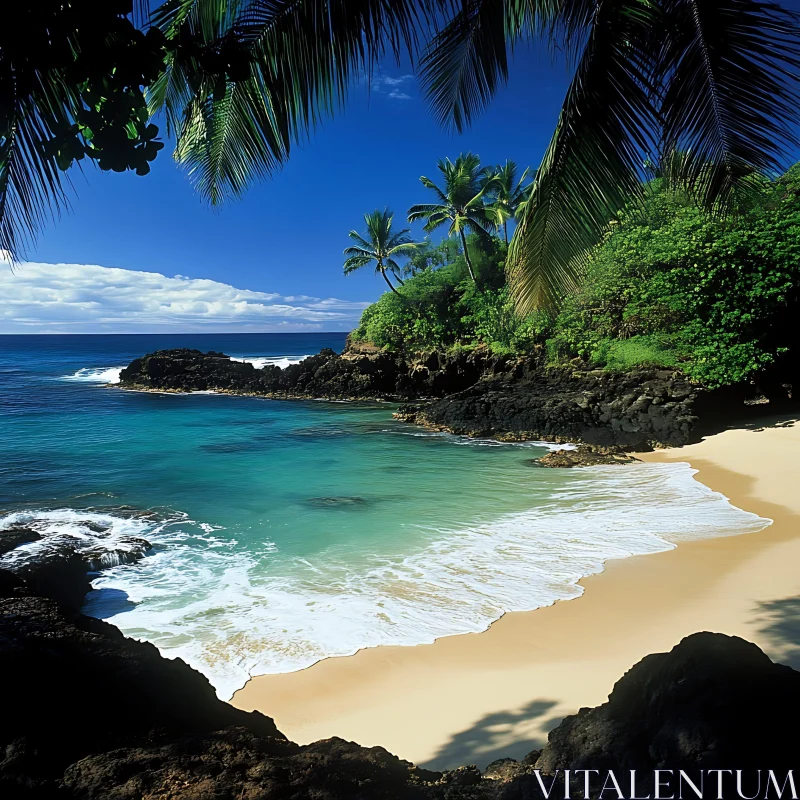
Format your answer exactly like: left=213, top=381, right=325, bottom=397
left=407, top=153, right=496, bottom=283
left=484, top=161, right=532, bottom=245
left=343, top=210, right=417, bottom=296
left=145, top=0, right=799, bottom=312
left=6, top=0, right=799, bottom=315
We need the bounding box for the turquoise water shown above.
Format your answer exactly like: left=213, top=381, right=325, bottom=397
left=0, top=334, right=769, bottom=698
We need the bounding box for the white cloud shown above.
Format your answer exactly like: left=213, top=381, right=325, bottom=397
left=380, top=75, right=412, bottom=86
left=372, top=73, right=414, bottom=100
left=0, top=260, right=370, bottom=333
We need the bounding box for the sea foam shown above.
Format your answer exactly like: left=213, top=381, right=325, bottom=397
left=6, top=462, right=765, bottom=701
left=62, top=366, right=125, bottom=384
left=230, top=355, right=312, bottom=370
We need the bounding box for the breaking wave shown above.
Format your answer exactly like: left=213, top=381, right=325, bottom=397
left=8, top=462, right=767, bottom=702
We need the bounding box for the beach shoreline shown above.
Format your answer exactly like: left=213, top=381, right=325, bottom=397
left=231, top=413, right=800, bottom=770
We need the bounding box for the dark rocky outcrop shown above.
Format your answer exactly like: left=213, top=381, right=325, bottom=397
left=535, top=446, right=641, bottom=468
left=1, top=533, right=153, bottom=612
left=530, top=632, right=800, bottom=795
left=0, top=572, right=283, bottom=798
left=9, top=548, right=93, bottom=611
left=62, top=729, right=440, bottom=800
left=399, top=366, right=707, bottom=449
left=0, top=527, right=41, bottom=555
left=118, top=347, right=505, bottom=401
left=117, top=348, right=729, bottom=448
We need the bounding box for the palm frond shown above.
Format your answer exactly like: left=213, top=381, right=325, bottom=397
left=508, top=0, right=658, bottom=312
left=152, top=0, right=426, bottom=204
left=0, top=79, right=73, bottom=260
left=422, top=213, right=452, bottom=232
left=463, top=209, right=495, bottom=237
left=419, top=0, right=508, bottom=132
left=387, top=241, right=418, bottom=256
left=419, top=0, right=562, bottom=131
left=343, top=245, right=375, bottom=258
left=407, top=202, right=448, bottom=222
left=347, top=231, right=373, bottom=250
left=419, top=175, right=449, bottom=203
left=175, top=77, right=288, bottom=204
left=343, top=254, right=374, bottom=273
left=657, top=0, right=800, bottom=208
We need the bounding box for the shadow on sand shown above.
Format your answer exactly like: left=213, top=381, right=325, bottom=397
left=421, top=698, right=565, bottom=771
left=755, top=595, right=800, bottom=670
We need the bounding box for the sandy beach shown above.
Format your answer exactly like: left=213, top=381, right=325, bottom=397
left=232, top=413, right=800, bottom=770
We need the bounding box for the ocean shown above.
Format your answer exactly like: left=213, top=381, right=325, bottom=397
left=0, top=333, right=769, bottom=699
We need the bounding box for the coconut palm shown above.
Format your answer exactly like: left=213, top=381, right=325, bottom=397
left=145, top=0, right=800, bottom=312
left=484, top=161, right=532, bottom=245
left=5, top=0, right=800, bottom=313
left=343, top=210, right=418, bottom=296
left=407, top=153, right=496, bottom=283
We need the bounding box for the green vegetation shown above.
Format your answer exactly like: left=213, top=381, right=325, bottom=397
left=351, top=159, right=800, bottom=390
left=5, top=0, right=799, bottom=321
left=343, top=210, right=417, bottom=296
left=485, top=161, right=531, bottom=245
left=407, top=153, right=500, bottom=282
left=352, top=231, right=543, bottom=355
left=547, top=167, right=800, bottom=388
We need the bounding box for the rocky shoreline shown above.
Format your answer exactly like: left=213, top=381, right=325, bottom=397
left=2, top=525, right=799, bottom=798
left=115, top=346, right=760, bottom=452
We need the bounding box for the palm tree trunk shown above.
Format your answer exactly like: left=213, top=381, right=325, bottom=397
left=395, top=273, right=405, bottom=285
left=380, top=268, right=402, bottom=295
left=503, top=221, right=508, bottom=245
left=459, top=229, right=477, bottom=283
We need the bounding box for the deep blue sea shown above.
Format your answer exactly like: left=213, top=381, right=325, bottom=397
left=0, top=334, right=768, bottom=697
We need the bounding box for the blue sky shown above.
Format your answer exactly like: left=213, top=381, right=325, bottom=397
left=1, top=48, right=573, bottom=333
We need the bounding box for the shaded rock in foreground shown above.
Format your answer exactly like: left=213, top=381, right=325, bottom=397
left=0, top=571, right=283, bottom=796
left=63, top=729, right=441, bottom=800
left=532, top=632, right=800, bottom=789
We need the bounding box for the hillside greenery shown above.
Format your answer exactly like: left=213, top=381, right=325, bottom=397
left=351, top=164, right=800, bottom=390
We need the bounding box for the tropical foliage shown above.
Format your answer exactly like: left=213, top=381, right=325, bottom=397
left=483, top=160, right=531, bottom=244
left=546, top=166, right=800, bottom=389
left=4, top=0, right=799, bottom=317
left=1, top=0, right=166, bottom=256
left=343, top=210, right=417, bottom=295
left=352, top=234, right=544, bottom=353
left=353, top=162, right=800, bottom=391
left=407, top=153, right=497, bottom=282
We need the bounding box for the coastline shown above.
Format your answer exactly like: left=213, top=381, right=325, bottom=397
left=232, top=412, right=800, bottom=770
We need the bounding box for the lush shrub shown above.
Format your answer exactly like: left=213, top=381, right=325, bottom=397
left=547, top=170, right=800, bottom=387
left=352, top=235, right=541, bottom=352
left=353, top=166, right=800, bottom=388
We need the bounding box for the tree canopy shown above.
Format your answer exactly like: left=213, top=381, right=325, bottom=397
left=3, top=0, right=800, bottom=314
left=352, top=160, right=800, bottom=393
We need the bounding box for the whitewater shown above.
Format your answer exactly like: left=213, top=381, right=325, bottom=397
left=0, top=333, right=770, bottom=701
